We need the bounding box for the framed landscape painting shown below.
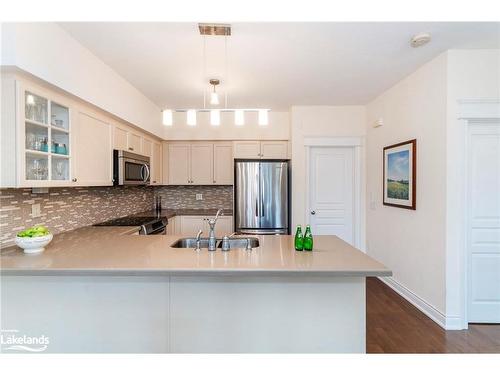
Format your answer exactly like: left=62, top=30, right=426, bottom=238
left=383, top=139, right=416, bottom=210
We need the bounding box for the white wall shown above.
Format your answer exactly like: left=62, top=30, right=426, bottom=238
left=290, top=106, right=366, bottom=240
left=365, top=52, right=449, bottom=315
left=445, top=49, right=500, bottom=327
left=1, top=23, right=164, bottom=138
left=163, top=111, right=290, bottom=140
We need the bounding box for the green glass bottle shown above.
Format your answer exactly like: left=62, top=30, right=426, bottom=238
left=294, top=225, right=304, bottom=251
left=303, top=225, right=313, bottom=251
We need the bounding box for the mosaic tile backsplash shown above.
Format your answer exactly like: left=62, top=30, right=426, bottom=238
left=154, top=185, right=233, bottom=210
left=0, top=185, right=233, bottom=248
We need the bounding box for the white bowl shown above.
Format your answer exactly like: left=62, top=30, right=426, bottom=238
left=15, top=233, right=53, bottom=254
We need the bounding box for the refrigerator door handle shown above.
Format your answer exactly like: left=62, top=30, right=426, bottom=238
left=255, top=197, right=259, bottom=217
left=261, top=183, right=265, bottom=217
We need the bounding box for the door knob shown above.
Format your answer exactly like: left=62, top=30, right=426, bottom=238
left=310, top=210, right=316, bottom=215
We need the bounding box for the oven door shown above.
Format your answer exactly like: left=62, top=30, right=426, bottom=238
left=122, top=157, right=150, bottom=185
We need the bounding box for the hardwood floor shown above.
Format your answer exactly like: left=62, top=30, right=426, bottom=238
left=366, top=277, right=500, bottom=353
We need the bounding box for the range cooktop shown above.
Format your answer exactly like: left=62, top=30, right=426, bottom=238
left=94, top=215, right=168, bottom=235
left=94, top=216, right=161, bottom=227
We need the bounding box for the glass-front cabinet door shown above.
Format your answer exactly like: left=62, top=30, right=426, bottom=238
left=21, top=84, right=72, bottom=186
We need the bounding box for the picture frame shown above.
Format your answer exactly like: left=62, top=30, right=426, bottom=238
left=383, top=139, right=416, bottom=210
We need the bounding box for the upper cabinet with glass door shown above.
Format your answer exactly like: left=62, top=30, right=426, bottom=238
left=22, top=86, right=72, bottom=186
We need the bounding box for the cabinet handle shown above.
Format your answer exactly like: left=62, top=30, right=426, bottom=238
left=72, top=178, right=77, bottom=182
left=213, top=180, right=216, bottom=183
left=128, top=147, right=134, bottom=151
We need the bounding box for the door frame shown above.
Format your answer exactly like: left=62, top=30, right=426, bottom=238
left=456, top=99, right=500, bottom=329
left=304, top=137, right=364, bottom=250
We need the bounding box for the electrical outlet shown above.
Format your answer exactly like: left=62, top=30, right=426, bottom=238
left=31, top=203, right=41, bottom=218
left=196, top=194, right=203, bottom=201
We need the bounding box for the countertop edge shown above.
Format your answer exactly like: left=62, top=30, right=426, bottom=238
left=0, top=269, right=392, bottom=277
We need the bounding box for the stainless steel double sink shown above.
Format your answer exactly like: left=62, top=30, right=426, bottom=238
left=170, top=237, right=259, bottom=249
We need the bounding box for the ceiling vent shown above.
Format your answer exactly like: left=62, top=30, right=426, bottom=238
left=198, top=23, right=231, bottom=36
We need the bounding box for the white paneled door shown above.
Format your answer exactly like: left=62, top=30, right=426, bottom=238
left=309, top=147, right=354, bottom=245
left=467, top=123, right=500, bottom=323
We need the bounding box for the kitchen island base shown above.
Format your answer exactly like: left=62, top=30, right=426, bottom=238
left=1, top=275, right=366, bottom=353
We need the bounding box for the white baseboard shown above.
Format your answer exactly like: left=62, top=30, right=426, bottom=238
left=378, top=276, right=447, bottom=329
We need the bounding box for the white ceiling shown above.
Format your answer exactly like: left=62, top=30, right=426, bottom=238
left=59, top=22, right=499, bottom=110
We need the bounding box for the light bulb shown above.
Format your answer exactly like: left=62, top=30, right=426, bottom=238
left=187, top=110, right=197, bottom=126
left=210, top=110, right=220, bottom=126
left=210, top=92, right=219, bottom=106
left=258, top=110, right=269, bottom=126
left=162, top=110, right=173, bottom=126
left=235, top=110, right=244, bottom=126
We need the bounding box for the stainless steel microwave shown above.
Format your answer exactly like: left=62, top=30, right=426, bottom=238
left=113, top=150, right=150, bottom=185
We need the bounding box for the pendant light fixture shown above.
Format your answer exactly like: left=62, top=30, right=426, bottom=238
left=234, top=110, right=244, bottom=126
left=161, top=23, right=271, bottom=127
left=258, top=109, right=269, bottom=126
left=187, top=109, right=197, bottom=126
left=210, top=109, right=221, bottom=126
left=209, top=79, right=220, bottom=106
left=162, top=109, right=173, bottom=126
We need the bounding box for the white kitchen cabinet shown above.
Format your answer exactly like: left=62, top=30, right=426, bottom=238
left=179, top=216, right=205, bottom=236
left=190, top=143, right=213, bottom=184
left=1, top=79, right=76, bottom=187
left=168, top=143, right=191, bottom=184
left=167, top=143, right=213, bottom=185
left=151, top=142, right=162, bottom=185
left=167, top=216, right=178, bottom=235
left=260, top=141, right=288, bottom=159
left=213, top=216, right=233, bottom=237
left=113, top=125, right=143, bottom=154
left=166, top=142, right=233, bottom=186
left=233, top=141, right=288, bottom=159
left=73, top=112, right=113, bottom=186
left=177, top=215, right=233, bottom=237
left=0, top=74, right=160, bottom=188
left=142, top=138, right=152, bottom=157
left=213, top=143, right=233, bottom=185
left=113, top=126, right=128, bottom=151
left=233, top=141, right=261, bottom=158
left=141, top=139, right=161, bottom=185
left=128, top=132, right=142, bottom=154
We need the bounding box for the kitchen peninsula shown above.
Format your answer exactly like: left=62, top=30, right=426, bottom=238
left=1, top=228, right=390, bottom=353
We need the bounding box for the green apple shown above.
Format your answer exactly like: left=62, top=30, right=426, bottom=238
left=17, top=225, right=51, bottom=238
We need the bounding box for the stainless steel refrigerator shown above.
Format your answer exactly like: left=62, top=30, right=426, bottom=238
left=234, top=160, right=289, bottom=235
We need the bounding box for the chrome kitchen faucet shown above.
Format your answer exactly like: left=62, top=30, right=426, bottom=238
left=195, top=229, right=203, bottom=251
left=207, top=209, right=223, bottom=251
